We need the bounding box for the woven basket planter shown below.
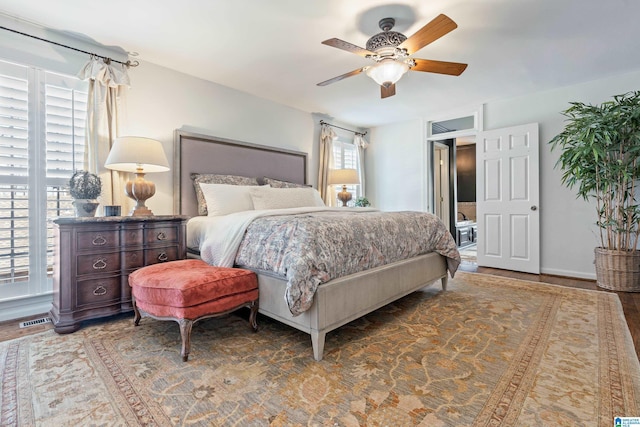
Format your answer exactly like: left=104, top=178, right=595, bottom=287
left=594, top=247, right=640, bottom=292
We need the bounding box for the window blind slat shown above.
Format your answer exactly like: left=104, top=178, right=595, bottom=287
left=0, top=61, right=88, bottom=287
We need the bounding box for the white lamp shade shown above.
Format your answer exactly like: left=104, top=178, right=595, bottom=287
left=328, top=168, right=360, bottom=185
left=105, top=136, right=170, bottom=173
left=366, top=59, right=410, bottom=87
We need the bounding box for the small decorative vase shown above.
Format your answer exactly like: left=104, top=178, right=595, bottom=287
left=72, top=199, right=100, bottom=217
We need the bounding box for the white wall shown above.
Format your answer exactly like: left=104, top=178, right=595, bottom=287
left=367, top=68, right=640, bottom=280
left=367, top=119, right=426, bottom=211
left=484, top=69, right=640, bottom=279
left=125, top=61, right=316, bottom=215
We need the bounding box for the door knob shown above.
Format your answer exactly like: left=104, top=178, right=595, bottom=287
left=531, top=205, right=537, bottom=211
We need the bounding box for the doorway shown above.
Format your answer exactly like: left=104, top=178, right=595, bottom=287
left=427, top=115, right=540, bottom=274
left=454, top=138, right=477, bottom=266
left=426, top=112, right=481, bottom=267
left=430, top=137, right=478, bottom=266
left=433, top=142, right=450, bottom=232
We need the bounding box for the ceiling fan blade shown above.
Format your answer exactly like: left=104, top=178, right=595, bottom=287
left=398, top=14, right=458, bottom=54
left=411, top=58, right=468, bottom=76
left=317, top=68, right=365, bottom=86
left=381, top=84, right=396, bottom=99
left=321, top=38, right=376, bottom=58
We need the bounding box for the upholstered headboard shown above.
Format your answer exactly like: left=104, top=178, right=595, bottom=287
left=174, top=130, right=308, bottom=217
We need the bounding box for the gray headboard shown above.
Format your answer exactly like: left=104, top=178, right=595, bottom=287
left=174, top=130, right=308, bottom=217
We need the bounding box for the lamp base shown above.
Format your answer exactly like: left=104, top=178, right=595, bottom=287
left=130, top=205, right=154, bottom=216
left=125, top=171, right=156, bottom=216
left=337, top=185, right=352, bottom=207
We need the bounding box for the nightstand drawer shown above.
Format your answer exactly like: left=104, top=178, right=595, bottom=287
left=145, top=246, right=179, bottom=265
left=77, top=230, right=119, bottom=250
left=145, top=225, right=179, bottom=244
left=123, top=250, right=144, bottom=270
left=76, top=276, right=121, bottom=307
left=77, top=252, right=121, bottom=275
left=122, top=228, right=144, bottom=245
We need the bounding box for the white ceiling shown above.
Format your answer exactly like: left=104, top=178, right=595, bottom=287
left=2, top=0, right=640, bottom=128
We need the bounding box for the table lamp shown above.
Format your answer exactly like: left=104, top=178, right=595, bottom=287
left=328, top=168, right=360, bottom=207
left=104, top=136, right=170, bottom=216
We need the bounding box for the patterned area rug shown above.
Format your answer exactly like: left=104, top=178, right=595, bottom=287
left=1, top=272, right=639, bottom=426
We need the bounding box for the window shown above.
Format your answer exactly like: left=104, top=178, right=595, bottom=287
left=0, top=59, right=87, bottom=299
left=332, top=138, right=361, bottom=206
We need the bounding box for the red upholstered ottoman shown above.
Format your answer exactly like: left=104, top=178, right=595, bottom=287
left=128, top=259, right=258, bottom=361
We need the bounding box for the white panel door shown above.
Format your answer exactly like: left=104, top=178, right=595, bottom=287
left=476, top=123, right=540, bottom=274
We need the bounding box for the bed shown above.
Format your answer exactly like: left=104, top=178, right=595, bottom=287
left=174, top=129, right=460, bottom=361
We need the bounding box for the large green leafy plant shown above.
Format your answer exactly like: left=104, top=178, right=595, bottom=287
left=549, top=91, right=640, bottom=252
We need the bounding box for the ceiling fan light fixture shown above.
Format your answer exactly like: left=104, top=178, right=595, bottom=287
left=366, top=59, right=410, bottom=87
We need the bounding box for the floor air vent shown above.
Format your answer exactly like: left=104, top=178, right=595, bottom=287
left=19, top=317, right=51, bottom=328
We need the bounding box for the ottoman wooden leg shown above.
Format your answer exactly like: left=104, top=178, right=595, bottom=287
left=249, top=300, right=259, bottom=332
left=133, top=297, right=141, bottom=326
left=178, top=319, right=194, bottom=362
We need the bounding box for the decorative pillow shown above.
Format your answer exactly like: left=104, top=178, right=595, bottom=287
left=199, top=183, right=268, bottom=216
left=249, top=186, right=325, bottom=210
left=261, top=177, right=309, bottom=188
left=191, top=173, right=259, bottom=216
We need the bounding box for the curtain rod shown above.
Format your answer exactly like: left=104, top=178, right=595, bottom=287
left=0, top=25, right=139, bottom=67
left=320, top=120, right=367, bottom=137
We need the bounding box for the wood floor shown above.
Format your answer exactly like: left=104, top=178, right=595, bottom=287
left=2, top=264, right=639, bottom=362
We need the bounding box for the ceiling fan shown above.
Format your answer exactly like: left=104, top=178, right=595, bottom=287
left=318, top=14, right=468, bottom=98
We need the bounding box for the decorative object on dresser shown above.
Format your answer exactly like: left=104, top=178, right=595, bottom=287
left=104, top=136, right=170, bottom=216
left=68, top=170, right=102, bottom=217
left=50, top=215, right=188, bottom=333
left=328, top=168, right=360, bottom=207
left=103, top=205, right=121, bottom=217
left=549, top=91, right=640, bottom=291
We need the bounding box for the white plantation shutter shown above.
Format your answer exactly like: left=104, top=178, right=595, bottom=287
left=0, top=59, right=87, bottom=297
left=0, top=64, right=30, bottom=284
left=331, top=139, right=361, bottom=205
left=44, top=75, right=87, bottom=269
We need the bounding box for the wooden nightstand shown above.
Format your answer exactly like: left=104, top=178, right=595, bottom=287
left=50, top=215, right=188, bottom=333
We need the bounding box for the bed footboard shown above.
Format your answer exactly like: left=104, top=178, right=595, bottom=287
left=255, top=252, right=448, bottom=361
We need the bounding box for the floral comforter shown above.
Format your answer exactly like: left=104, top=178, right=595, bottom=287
left=233, top=210, right=460, bottom=316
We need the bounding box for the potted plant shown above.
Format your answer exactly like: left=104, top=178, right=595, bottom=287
left=68, top=170, right=102, bottom=217
left=354, top=196, right=371, bottom=207
left=549, top=91, right=640, bottom=291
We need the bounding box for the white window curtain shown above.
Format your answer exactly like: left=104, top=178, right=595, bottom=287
left=354, top=134, right=369, bottom=197
left=77, top=57, right=131, bottom=213
left=318, top=124, right=337, bottom=206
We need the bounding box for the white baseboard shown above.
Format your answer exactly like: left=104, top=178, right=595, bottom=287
left=540, top=267, right=596, bottom=281
left=0, top=293, right=53, bottom=322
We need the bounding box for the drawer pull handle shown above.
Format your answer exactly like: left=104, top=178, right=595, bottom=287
left=93, top=285, right=107, bottom=296
left=157, top=232, right=167, bottom=241
left=92, top=235, right=107, bottom=246
left=158, top=252, right=168, bottom=262
left=93, top=258, right=107, bottom=270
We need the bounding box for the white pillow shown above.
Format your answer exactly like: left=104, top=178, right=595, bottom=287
left=200, top=183, right=268, bottom=216
left=249, top=186, right=325, bottom=210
